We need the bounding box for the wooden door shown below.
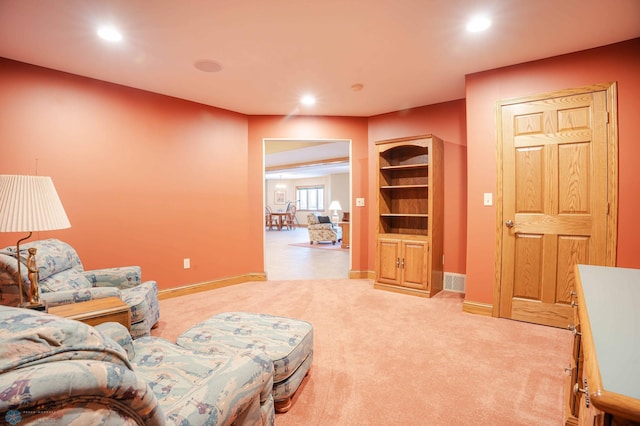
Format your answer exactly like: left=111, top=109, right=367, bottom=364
left=497, top=83, right=617, bottom=328
left=376, top=238, right=401, bottom=285
left=402, top=240, right=428, bottom=289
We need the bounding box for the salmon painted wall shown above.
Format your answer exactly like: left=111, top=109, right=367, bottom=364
left=0, top=58, right=259, bottom=290
left=368, top=100, right=468, bottom=274
left=465, top=38, right=640, bottom=305
left=247, top=115, right=370, bottom=274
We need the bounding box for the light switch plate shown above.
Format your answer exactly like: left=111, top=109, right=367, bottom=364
left=356, top=198, right=365, bottom=207
left=483, top=193, right=493, bottom=206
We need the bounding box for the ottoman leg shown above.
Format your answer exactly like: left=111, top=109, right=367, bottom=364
left=274, top=398, right=292, bottom=413
left=274, top=366, right=311, bottom=413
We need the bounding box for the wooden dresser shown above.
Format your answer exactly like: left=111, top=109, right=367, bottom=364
left=567, top=265, right=640, bottom=425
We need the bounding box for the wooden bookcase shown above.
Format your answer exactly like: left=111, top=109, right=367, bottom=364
left=374, top=135, right=444, bottom=297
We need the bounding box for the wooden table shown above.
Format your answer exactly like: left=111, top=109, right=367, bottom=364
left=48, top=297, right=131, bottom=330
left=270, top=212, right=289, bottom=230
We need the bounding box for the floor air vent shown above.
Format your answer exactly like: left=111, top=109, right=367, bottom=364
left=444, top=272, right=466, bottom=293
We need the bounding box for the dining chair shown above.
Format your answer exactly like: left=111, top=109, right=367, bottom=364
left=285, top=205, right=297, bottom=230
left=265, top=206, right=278, bottom=230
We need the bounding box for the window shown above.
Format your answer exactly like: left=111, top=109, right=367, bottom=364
left=296, top=185, right=324, bottom=211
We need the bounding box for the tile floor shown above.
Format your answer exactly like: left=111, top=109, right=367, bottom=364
left=264, top=226, right=350, bottom=280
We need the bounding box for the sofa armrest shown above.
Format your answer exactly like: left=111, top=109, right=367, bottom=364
left=41, top=287, right=121, bottom=309
left=309, top=223, right=335, bottom=231
left=83, top=266, right=141, bottom=289
left=95, top=322, right=136, bottom=361
left=0, top=360, right=162, bottom=425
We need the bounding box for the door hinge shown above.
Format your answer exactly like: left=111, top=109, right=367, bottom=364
left=607, top=202, right=610, bottom=215
left=606, top=111, right=610, bottom=124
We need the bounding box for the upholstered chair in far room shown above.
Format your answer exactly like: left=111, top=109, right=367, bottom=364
left=0, top=238, right=159, bottom=338
left=306, top=213, right=343, bottom=245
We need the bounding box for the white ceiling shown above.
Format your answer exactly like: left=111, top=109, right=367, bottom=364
left=1, top=0, right=638, bottom=118
left=265, top=141, right=350, bottom=180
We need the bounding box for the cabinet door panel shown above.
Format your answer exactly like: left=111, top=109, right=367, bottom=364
left=402, top=241, right=428, bottom=289
left=377, top=239, right=401, bottom=285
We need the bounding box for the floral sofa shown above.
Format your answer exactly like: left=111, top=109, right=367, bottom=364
left=306, top=213, right=343, bottom=245
left=0, top=306, right=275, bottom=425
left=0, top=239, right=159, bottom=338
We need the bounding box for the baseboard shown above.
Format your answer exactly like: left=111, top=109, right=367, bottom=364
left=349, top=270, right=375, bottom=279
left=374, top=282, right=432, bottom=298
left=462, top=300, right=493, bottom=317
left=158, top=273, right=267, bottom=300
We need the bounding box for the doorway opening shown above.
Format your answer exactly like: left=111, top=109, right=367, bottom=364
left=263, top=138, right=352, bottom=280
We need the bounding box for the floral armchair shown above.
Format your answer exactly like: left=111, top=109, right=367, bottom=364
left=0, top=306, right=275, bottom=425
left=0, top=238, right=159, bottom=339
left=306, top=213, right=343, bottom=245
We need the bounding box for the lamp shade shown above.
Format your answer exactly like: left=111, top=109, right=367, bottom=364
left=0, top=175, right=71, bottom=232
left=329, top=200, right=342, bottom=211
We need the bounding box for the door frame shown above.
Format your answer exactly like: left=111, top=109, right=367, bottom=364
left=262, top=138, right=353, bottom=278
left=493, top=82, right=619, bottom=318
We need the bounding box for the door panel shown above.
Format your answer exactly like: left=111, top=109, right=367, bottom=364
left=513, top=234, right=543, bottom=299
left=499, top=85, right=614, bottom=328
left=556, top=236, right=589, bottom=303
left=515, top=146, right=544, bottom=213
left=558, top=143, right=590, bottom=214
left=402, top=241, right=428, bottom=289
left=377, top=239, right=400, bottom=285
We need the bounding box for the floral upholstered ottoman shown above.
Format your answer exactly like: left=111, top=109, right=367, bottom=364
left=176, top=312, right=313, bottom=413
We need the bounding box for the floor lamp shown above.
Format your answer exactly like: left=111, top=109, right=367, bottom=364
left=0, top=175, right=71, bottom=308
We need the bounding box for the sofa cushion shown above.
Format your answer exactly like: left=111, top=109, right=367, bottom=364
left=84, top=266, right=142, bottom=289
left=177, top=312, right=313, bottom=386
left=19, top=238, right=84, bottom=280
left=317, top=216, right=332, bottom=223
left=39, top=268, right=93, bottom=293
left=131, top=336, right=274, bottom=425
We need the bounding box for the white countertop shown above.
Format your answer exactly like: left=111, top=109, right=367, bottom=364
left=577, top=264, right=640, bottom=399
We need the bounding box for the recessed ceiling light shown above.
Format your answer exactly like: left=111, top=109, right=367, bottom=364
left=301, top=95, right=316, bottom=106
left=466, top=16, right=491, bottom=32
left=97, top=26, right=123, bottom=42
left=194, top=59, right=223, bottom=73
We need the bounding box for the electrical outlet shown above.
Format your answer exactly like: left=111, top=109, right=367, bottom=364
left=356, top=198, right=365, bottom=207
left=483, top=193, right=493, bottom=206
left=183, top=258, right=190, bottom=269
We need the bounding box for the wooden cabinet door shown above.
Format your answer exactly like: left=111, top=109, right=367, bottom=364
left=376, top=238, right=401, bottom=285
left=401, top=240, right=428, bottom=289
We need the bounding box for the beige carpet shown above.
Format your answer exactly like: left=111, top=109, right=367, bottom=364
left=152, top=279, right=572, bottom=425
